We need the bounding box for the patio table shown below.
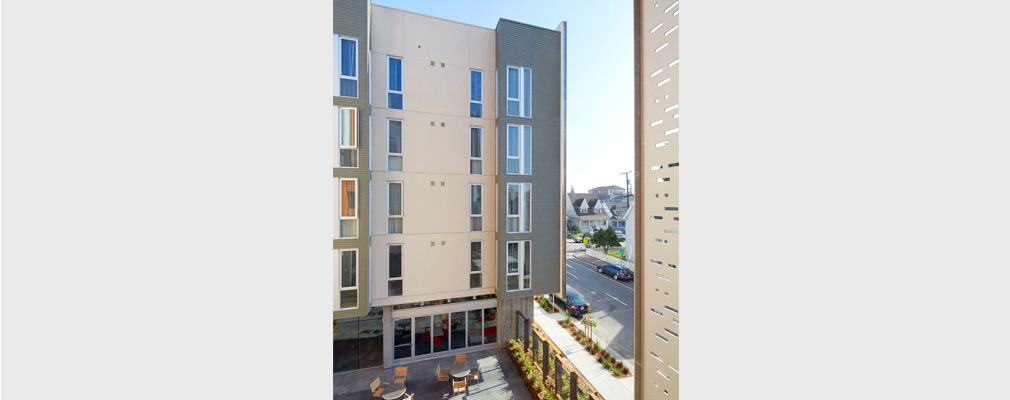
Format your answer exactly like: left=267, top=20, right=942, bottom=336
left=382, top=382, right=406, bottom=399
left=450, top=363, right=470, bottom=379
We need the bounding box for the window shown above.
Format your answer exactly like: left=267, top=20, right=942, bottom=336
left=470, top=184, right=482, bottom=232
left=388, top=245, right=402, bottom=296
left=506, top=125, right=531, bottom=175
left=506, top=66, right=532, bottom=117
left=388, top=182, right=403, bottom=234
left=335, top=178, right=357, bottom=238
left=393, top=318, right=411, bottom=359
left=470, top=241, right=482, bottom=289
left=334, top=36, right=357, bottom=97
left=337, top=249, right=358, bottom=309
left=470, top=127, right=482, bottom=174
left=388, top=120, right=403, bottom=171
left=506, top=183, right=531, bottom=233
left=335, top=107, right=358, bottom=168
left=470, top=70, right=482, bottom=118
left=388, top=57, right=403, bottom=110
left=523, top=241, right=531, bottom=289
left=506, top=241, right=531, bottom=291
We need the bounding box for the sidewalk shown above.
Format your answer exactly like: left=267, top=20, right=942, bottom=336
left=534, top=306, right=634, bottom=400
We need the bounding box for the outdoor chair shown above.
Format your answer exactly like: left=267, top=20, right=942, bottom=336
left=404, top=394, right=414, bottom=400
left=467, top=362, right=480, bottom=388
left=436, top=365, right=450, bottom=383
left=369, top=377, right=384, bottom=399
left=452, top=379, right=467, bottom=395
left=455, top=354, right=466, bottom=364
left=394, top=367, right=408, bottom=384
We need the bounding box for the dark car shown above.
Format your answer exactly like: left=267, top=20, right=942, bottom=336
left=558, top=287, right=590, bottom=317
left=598, top=264, right=634, bottom=281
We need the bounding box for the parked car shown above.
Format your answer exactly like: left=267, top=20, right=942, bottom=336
left=597, top=264, right=633, bottom=281
left=557, top=287, right=590, bottom=317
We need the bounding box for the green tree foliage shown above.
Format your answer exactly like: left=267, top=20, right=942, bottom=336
left=591, top=227, right=621, bottom=253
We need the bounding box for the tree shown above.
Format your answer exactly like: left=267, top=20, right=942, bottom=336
left=583, top=313, right=597, bottom=344
left=571, top=225, right=582, bottom=236
left=592, top=227, right=621, bottom=253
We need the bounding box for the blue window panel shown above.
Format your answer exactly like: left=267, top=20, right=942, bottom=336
left=523, top=126, right=531, bottom=174
left=507, top=67, right=519, bottom=98
left=470, top=70, right=481, bottom=101
left=341, top=39, right=356, bottom=77
left=507, top=100, right=519, bottom=116
left=340, top=79, right=357, bottom=98
left=470, top=102, right=482, bottom=118
left=507, top=126, right=520, bottom=174
left=523, top=69, right=532, bottom=117
left=388, top=93, right=403, bottom=110
left=388, top=58, right=402, bottom=92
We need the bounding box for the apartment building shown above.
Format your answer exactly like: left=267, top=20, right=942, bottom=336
left=333, top=0, right=566, bottom=374
left=634, top=0, right=680, bottom=398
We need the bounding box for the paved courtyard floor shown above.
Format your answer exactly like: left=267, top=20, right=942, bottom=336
left=333, top=348, right=533, bottom=400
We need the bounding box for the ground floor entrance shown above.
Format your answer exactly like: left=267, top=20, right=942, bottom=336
left=390, top=299, right=498, bottom=364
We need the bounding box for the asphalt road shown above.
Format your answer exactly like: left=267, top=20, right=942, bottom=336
left=562, top=255, right=635, bottom=361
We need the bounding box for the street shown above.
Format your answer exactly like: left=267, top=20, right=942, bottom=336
left=562, top=253, right=635, bottom=361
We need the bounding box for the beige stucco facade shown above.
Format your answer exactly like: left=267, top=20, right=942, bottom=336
left=368, top=5, right=499, bottom=306
left=636, top=0, right=680, bottom=398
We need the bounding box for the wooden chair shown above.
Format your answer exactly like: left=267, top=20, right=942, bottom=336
left=404, top=394, right=414, bottom=400
left=394, top=367, right=407, bottom=384
left=452, top=379, right=467, bottom=395
left=436, top=364, right=450, bottom=383
left=369, top=377, right=385, bottom=399
left=455, top=354, right=466, bottom=364
left=467, top=362, right=480, bottom=388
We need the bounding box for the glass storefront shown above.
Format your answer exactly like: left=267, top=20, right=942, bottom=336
left=394, top=306, right=497, bottom=360
left=333, top=307, right=383, bottom=374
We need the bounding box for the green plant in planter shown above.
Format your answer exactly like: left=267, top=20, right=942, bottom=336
left=602, top=357, right=613, bottom=371
left=564, top=314, right=572, bottom=325
left=593, top=341, right=602, bottom=353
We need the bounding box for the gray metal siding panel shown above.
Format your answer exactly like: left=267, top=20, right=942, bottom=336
left=495, top=20, right=563, bottom=300
left=334, top=0, right=370, bottom=320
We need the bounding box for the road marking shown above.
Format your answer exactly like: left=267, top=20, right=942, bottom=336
left=604, top=292, right=629, bottom=306
left=566, top=271, right=578, bottom=279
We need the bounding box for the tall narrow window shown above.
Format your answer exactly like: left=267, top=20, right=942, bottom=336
left=506, top=66, right=532, bottom=117
left=506, top=183, right=531, bottom=233
left=470, top=241, right=482, bottom=289
left=388, top=245, right=402, bottom=296
left=470, top=127, right=482, bottom=175
left=336, top=179, right=357, bottom=238
left=523, top=68, right=532, bottom=117
left=337, top=249, right=358, bottom=309
left=334, top=107, right=357, bottom=168
left=393, top=318, right=411, bottom=359
left=388, top=182, right=403, bottom=234
left=388, top=120, right=403, bottom=171
left=507, top=183, right=519, bottom=233
left=506, top=125, right=531, bottom=175
left=522, top=125, right=532, bottom=174
left=470, top=184, right=482, bottom=232
left=521, top=183, right=532, bottom=232
left=334, top=36, right=357, bottom=97
left=522, top=241, right=532, bottom=290
left=388, top=57, right=403, bottom=110
left=506, top=241, right=531, bottom=291
left=470, top=70, right=482, bottom=118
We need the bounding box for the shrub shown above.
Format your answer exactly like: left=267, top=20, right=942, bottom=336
left=593, top=341, right=602, bottom=352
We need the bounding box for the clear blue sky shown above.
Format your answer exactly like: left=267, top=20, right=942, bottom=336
left=373, top=0, right=634, bottom=194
